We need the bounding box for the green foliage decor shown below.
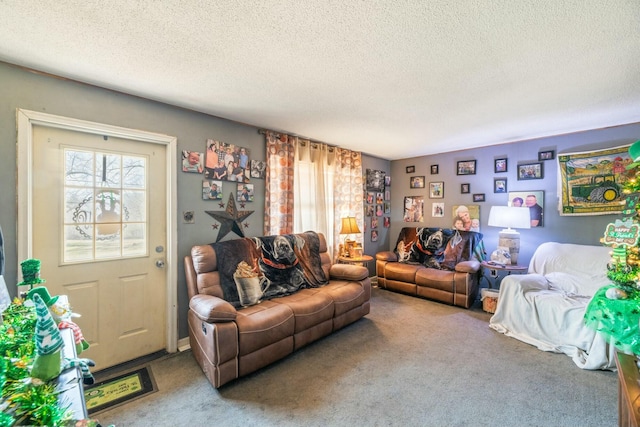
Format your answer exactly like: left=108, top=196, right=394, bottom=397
left=0, top=298, right=71, bottom=427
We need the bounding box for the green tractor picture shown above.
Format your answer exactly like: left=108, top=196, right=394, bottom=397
left=571, top=174, right=621, bottom=203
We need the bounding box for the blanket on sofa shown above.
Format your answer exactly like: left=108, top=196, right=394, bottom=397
left=394, top=227, right=485, bottom=270
left=211, top=231, right=328, bottom=307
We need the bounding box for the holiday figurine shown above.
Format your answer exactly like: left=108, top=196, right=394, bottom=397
left=27, top=286, right=90, bottom=354
left=30, top=292, right=63, bottom=381
left=17, top=258, right=45, bottom=290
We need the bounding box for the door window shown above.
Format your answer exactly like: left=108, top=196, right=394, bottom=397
left=63, top=148, right=147, bottom=263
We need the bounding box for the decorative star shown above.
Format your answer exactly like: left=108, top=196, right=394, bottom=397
left=218, top=202, right=225, bottom=208
left=206, top=194, right=255, bottom=242
left=212, top=224, right=219, bottom=229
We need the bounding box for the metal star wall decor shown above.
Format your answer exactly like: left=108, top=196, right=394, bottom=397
left=205, top=193, right=255, bottom=242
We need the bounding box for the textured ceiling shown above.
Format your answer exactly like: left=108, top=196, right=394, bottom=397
left=1, top=1, right=639, bottom=160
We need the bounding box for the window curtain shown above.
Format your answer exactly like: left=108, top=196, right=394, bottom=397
left=264, top=131, right=363, bottom=259
left=264, top=131, right=295, bottom=235
left=332, top=148, right=364, bottom=257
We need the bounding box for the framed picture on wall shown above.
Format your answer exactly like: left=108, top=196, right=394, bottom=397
left=494, top=158, right=507, bottom=173
left=538, top=150, right=555, bottom=161
left=457, top=160, right=476, bottom=175
left=410, top=176, right=425, bottom=189
left=461, top=183, right=470, bottom=194
left=509, top=190, right=544, bottom=227
left=518, top=162, right=544, bottom=180
left=431, top=165, right=439, bottom=174
left=406, top=165, right=415, bottom=174
left=494, top=178, right=507, bottom=193
left=429, top=182, right=444, bottom=198
left=472, top=193, right=485, bottom=202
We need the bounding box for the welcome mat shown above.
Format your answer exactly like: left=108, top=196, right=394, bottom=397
left=84, top=366, right=157, bottom=415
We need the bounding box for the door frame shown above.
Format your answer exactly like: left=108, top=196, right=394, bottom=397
left=16, top=108, right=179, bottom=354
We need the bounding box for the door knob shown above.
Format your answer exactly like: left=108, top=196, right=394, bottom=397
left=155, top=259, right=165, bottom=268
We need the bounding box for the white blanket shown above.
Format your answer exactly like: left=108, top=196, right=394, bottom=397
left=489, top=242, right=617, bottom=370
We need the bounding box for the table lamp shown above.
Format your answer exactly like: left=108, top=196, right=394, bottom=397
left=339, top=217, right=361, bottom=257
left=488, top=206, right=531, bottom=264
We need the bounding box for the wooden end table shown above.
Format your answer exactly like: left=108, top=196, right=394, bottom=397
left=481, top=261, right=527, bottom=289
left=338, top=255, right=373, bottom=268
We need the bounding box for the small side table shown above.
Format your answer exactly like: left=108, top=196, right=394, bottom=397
left=481, top=261, right=527, bottom=289
left=338, top=255, right=373, bottom=268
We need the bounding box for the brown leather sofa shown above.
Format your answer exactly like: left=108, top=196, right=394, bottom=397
left=184, top=232, right=371, bottom=388
left=376, top=227, right=485, bottom=308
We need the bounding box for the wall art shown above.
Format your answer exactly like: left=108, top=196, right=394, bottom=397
left=452, top=204, right=480, bottom=232
left=494, top=158, right=507, bottom=173
left=205, top=139, right=251, bottom=183
left=461, top=183, right=470, bottom=194
left=429, top=181, right=444, bottom=198
left=457, top=160, right=476, bottom=175
left=559, top=145, right=632, bottom=216
left=410, top=176, right=425, bottom=189
left=509, top=190, right=544, bottom=227
left=203, top=179, right=223, bottom=200
left=517, top=162, right=544, bottom=180
left=182, top=150, right=204, bottom=173
left=538, top=150, right=555, bottom=161
left=431, top=165, right=439, bottom=174
left=494, top=178, right=507, bottom=193
left=403, top=196, right=424, bottom=222
left=366, top=168, right=386, bottom=191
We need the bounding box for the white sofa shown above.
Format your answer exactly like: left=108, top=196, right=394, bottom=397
left=489, top=242, right=617, bottom=370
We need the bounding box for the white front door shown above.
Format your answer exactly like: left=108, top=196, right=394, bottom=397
left=17, top=110, right=177, bottom=370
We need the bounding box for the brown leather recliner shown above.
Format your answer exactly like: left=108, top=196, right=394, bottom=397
left=184, top=232, right=371, bottom=388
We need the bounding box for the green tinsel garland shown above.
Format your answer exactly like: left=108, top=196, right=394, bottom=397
left=0, top=298, right=71, bottom=427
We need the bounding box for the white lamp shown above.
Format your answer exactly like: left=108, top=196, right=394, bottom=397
left=488, top=206, right=531, bottom=265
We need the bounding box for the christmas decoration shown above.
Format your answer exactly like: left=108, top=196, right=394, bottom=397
left=205, top=193, right=255, bottom=242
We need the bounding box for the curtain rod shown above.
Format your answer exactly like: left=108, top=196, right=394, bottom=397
left=258, top=128, right=337, bottom=149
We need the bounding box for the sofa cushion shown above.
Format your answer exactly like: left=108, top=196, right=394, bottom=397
left=317, top=281, right=370, bottom=316
left=235, top=300, right=295, bottom=356
left=273, top=288, right=334, bottom=332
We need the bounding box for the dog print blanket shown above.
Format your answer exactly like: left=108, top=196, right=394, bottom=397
left=394, top=227, right=485, bottom=270
left=210, top=231, right=328, bottom=307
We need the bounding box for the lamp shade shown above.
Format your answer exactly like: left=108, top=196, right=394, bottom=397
left=488, top=206, right=531, bottom=230
left=340, top=217, right=361, bottom=235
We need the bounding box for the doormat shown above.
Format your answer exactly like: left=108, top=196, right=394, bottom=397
left=84, top=366, right=157, bottom=415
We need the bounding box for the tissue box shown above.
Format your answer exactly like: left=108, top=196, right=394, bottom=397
left=481, top=288, right=499, bottom=313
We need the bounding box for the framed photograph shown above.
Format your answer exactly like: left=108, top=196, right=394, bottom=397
left=182, top=150, right=204, bottom=174
left=538, top=150, right=555, bottom=161
left=461, top=183, right=470, bottom=194
left=453, top=205, right=480, bottom=232
left=494, top=158, right=508, bottom=173
left=429, top=182, right=444, bottom=198
left=371, top=216, right=378, bottom=229
left=406, top=165, right=415, bottom=174
left=383, top=217, right=390, bottom=228
left=203, top=179, right=223, bottom=200
left=518, top=162, right=544, bottom=180
left=457, top=160, right=476, bottom=175
left=371, top=230, right=379, bottom=242
left=431, top=164, right=439, bottom=175
left=403, top=196, right=424, bottom=222
left=236, top=183, right=254, bottom=202
left=473, top=193, right=485, bottom=202
left=384, top=175, right=391, bottom=187
left=410, top=176, right=425, bottom=189
left=205, top=139, right=250, bottom=183
left=494, top=178, right=507, bottom=193
left=432, top=202, right=445, bottom=217
left=366, top=169, right=386, bottom=191
left=509, top=190, right=544, bottom=227
left=250, top=159, right=266, bottom=179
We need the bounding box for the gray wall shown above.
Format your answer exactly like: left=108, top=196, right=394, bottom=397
left=2, top=61, right=638, bottom=341
left=388, top=125, right=640, bottom=265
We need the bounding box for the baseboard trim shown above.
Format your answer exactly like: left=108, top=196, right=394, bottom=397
left=177, top=337, right=190, bottom=352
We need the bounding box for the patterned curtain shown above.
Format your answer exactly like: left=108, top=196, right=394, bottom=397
left=332, top=148, right=363, bottom=259
left=264, top=131, right=362, bottom=260
left=264, top=131, right=295, bottom=235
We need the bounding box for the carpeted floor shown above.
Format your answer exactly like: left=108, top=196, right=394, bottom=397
left=95, top=287, right=618, bottom=426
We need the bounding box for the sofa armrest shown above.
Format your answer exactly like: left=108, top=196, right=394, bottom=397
left=455, top=260, right=480, bottom=273
left=376, top=251, right=398, bottom=262
left=189, top=294, right=237, bottom=323
left=329, top=263, right=369, bottom=281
